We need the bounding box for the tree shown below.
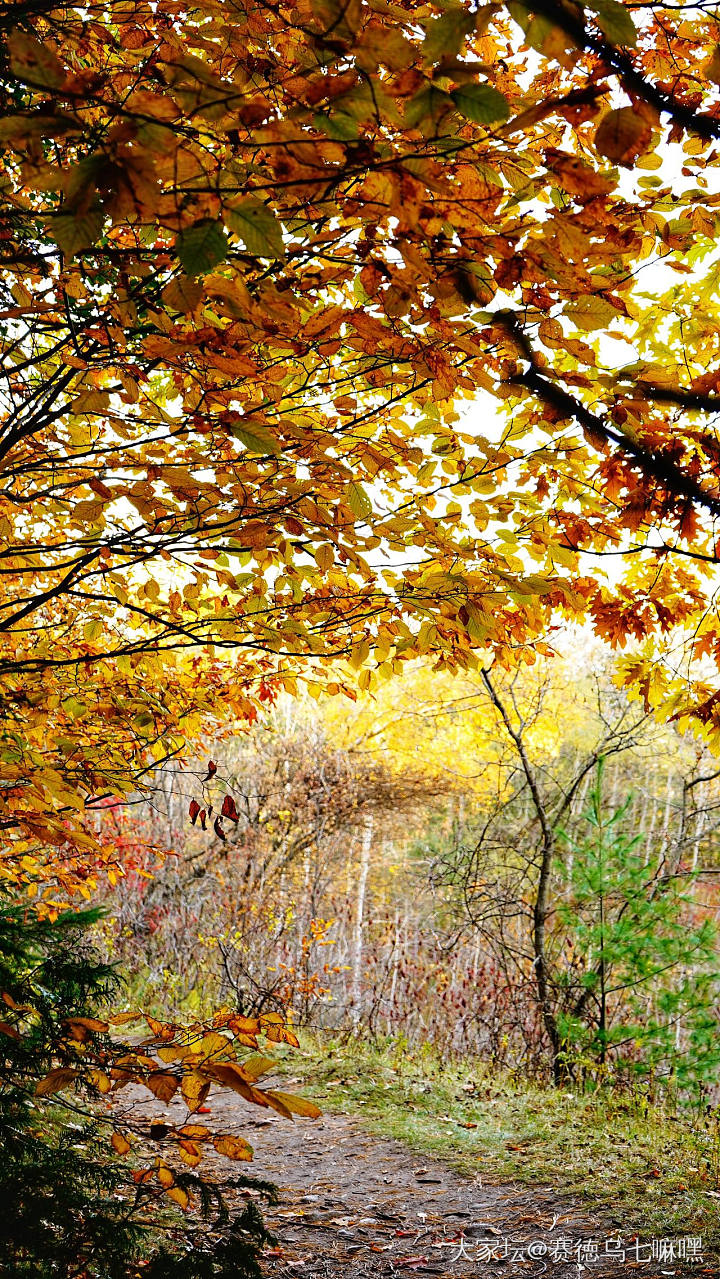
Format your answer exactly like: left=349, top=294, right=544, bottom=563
left=104, top=700, right=437, bottom=1016
left=4, top=0, right=720, bottom=1259
left=4, top=1, right=720, bottom=904
left=408, top=653, right=720, bottom=1085
left=555, top=762, right=720, bottom=1093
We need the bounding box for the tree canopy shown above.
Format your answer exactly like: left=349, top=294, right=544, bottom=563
left=3, top=0, right=720, bottom=899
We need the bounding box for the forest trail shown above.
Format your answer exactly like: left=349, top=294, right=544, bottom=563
left=122, top=1089, right=705, bottom=1279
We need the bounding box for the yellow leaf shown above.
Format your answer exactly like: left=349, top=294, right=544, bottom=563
left=158, top=1044, right=191, bottom=1063
left=212, top=1133, right=254, bottom=1161
left=347, top=481, right=372, bottom=520
left=180, top=1072, right=211, bottom=1113
left=196, top=1031, right=234, bottom=1062
left=111, top=1131, right=131, bottom=1155
left=238, top=1054, right=277, bottom=1082
left=265, top=1090, right=322, bottom=1119
left=258, top=1089, right=294, bottom=1119
left=179, top=1139, right=203, bottom=1166
left=166, top=1185, right=189, bottom=1210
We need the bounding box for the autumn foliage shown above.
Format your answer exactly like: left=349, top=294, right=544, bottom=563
left=3, top=0, right=720, bottom=1270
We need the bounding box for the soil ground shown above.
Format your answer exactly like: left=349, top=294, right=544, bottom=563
left=120, top=1086, right=713, bottom=1279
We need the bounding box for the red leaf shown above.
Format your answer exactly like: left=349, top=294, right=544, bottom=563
left=207, top=760, right=217, bottom=777
left=189, top=799, right=200, bottom=825
left=213, top=816, right=226, bottom=841
left=199, top=809, right=207, bottom=831
left=221, top=794, right=239, bottom=822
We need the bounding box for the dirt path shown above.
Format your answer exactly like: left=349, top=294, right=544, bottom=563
left=120, top=1088, right=709, bottom=1278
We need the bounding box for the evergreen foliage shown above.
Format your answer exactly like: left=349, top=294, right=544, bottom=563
left=556, top=764, right=720, bottom=1091
left=0, top=899, right=276, bottom=1278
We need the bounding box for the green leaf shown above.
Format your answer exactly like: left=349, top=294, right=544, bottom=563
left=313, top=110, right=360, bottom=141
left=347, top=481, right=372, bottom=520
left=52, top=208, right=103, bottom=259
left=61, top=697, right=86, bottom=720
left=176, top=220, right=228, bottom=276
left=405, top=86, right=454, bottom=129
left=423, top=4, right=474, bottom=62
left=229, top=421, right=279, bottom=455
left=589, top=0, right=637, bottom=47
left=451, top=85, right=510, bottom=125
left=225, top=199, right=284, bottom=257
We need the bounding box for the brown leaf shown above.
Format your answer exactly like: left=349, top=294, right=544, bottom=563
left=111, top=1131, right=131, bottom=1155
left=35, top=1067, right=78, bottom=1096
left=146, top=1070, right=179, bottom=1103
left=221, top=794, right=239, bottom=822
left=594, top=107, right=653, bottom=167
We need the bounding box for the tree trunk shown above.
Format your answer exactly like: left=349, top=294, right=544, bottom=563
left=350, top=815, right=373, bottom=1028
left=481, top=669, right=563, bottom=1081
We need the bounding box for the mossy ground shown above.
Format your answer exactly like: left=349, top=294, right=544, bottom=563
left=275, top=1033, right=720, bottom=1253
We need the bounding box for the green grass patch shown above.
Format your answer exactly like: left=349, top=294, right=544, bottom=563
left=281, top=1033, right=720, bottom=1250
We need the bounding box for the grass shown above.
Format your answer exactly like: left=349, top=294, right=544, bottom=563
left=277, top=1032, right=720, bottom=1251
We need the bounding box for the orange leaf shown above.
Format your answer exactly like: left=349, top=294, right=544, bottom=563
left=178, top=1123, right=210, bottom=1140
left=203, top=1061, right=269, bottom=1106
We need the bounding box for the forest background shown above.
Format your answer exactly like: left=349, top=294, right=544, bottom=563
left=4, top=0, right=720, bottom=1274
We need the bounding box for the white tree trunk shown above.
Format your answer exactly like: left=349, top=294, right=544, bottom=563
left=350, top=815, right=373, bottom=1027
